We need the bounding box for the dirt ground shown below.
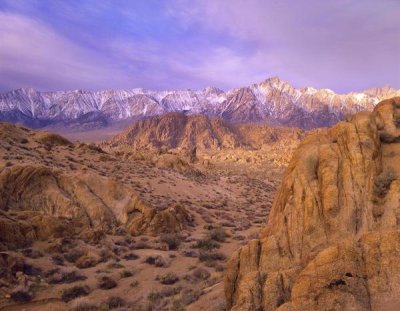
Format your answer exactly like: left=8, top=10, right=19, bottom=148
left=0, top=124, right=288, bottom=311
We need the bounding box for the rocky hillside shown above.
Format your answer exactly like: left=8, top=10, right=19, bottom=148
left=0, top=123, right=192, bottom=251
left=225, top=97, right=400, bottom=310
left=0, top=120, right=286, bottom=310
left=107, top=112, right=305, bottom=151
left=108, top=112, right=241, bottom=150
left=2, top=77, right=400, bottom=130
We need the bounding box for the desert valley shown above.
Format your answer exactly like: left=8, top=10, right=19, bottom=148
left=0, top=86, right=304, bottom=310
left=1, top=77, right=400, bottom=310
left=1, top=1, right=399, bottom=310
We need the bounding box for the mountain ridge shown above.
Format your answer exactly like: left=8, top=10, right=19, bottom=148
left=1, top=77, right=400, bottom=130
left=107, top=111, right=305, bottom=152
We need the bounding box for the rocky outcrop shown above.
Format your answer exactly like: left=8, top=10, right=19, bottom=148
left=0, top=164, right=194, bottom=249
left=129, top=204, right=193, bottom=236
left=225, top=97, right=400, bottom=310
left=108, top=112, right=242, bottom=150
left=107, top=112, right=305, bottom=152
left=0, top=124, right=193, bottom=250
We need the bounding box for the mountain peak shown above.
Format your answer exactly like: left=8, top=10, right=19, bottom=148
left=259, top=76, right=292, bottom=89
left=265, top=76, right=283, bottom=83
left=15, top=87, right=38, bottom=94
left=1, top=78, right=400, bottom=130
left=203, top=86, right=224, bottom=95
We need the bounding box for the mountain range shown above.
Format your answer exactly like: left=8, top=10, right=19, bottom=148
left=1, top=77, right=399, bottom=130
left=108, top=112, right=305, bottom=151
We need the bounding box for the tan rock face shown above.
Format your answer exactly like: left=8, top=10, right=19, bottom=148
left=225, top=97, right=400, bottom=311
left=110, top=112, right=243, bottom=150
left=129, top=204, right=194, bottom=236
left=0, top=124, right=192, bottom=250
left=107, top=111, right=305, bottom=152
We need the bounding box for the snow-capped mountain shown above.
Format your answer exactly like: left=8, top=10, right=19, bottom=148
left=1, top=77, right=399, bottom=129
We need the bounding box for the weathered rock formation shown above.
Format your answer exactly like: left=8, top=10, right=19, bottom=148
left=107, top=112, right=305, bottom=151
left=0, top=123, right=191, bottom=250
left=108, top=112, right=242, bottom=150
left=225, top=97, right=400, bottom=310
left=128, top=204, right=194, bottom=236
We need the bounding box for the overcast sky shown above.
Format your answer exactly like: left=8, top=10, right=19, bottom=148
left=0, top=0, right=399, bottom=92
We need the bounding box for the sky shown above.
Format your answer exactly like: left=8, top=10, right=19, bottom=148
left=0, top=0, right=399, bottom=93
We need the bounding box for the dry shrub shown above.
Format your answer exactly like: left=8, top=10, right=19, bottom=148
left=158, top=272, right=179, bottom=285
left=46, top=267, right=87, bottom=284
left=193, top=238, right=220, bottom=250
left=64, top=249, right=85, bottom=263
left=198, top=250, right=226, bottom=262
left=75, top=255, right=97, bottom=269
left=98, top=276, right=117, bottom=290
left=61, top=285, right=90, bottom=302
left=106, top=296, right=126, bottom=309
left=144, top=255, right=168, bottom=267
left=374, top=169, right=397, bottom=197
left=70, top=297, right=98, bottom=311
left=36, top=132, right=72, bottom=146
left=160, top=233, right=183, bottom=250
left=207, top=227, right=227, bottom=242
left=180, top=288, right=202, bottom=305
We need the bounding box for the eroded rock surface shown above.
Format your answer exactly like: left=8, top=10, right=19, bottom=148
left=225, top=97, right=400, bottom=311
left=107, top=112, right=305, bottom=151
left=0, top=124, right=192, bottom=250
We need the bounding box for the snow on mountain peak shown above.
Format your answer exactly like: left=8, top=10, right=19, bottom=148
left=1, top=77, right=399, bottom=130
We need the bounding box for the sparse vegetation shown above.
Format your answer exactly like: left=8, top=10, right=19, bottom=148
left=192, top=267, right=211, bottom=280
left=144, top=255, right=168, bottom=267
left=22, top=248, right=43, bottom=258
left=0, top=119, right=287, bottom=311
left=120, top=269, right=134, bottom=278
left=51, top=254, right=65, bottom=265
left=106, top=296, right=126, bottom=309
left=180, top=288, right=202, bottom=305
left=71, top=298, right=98, bottom=311
left=106, top=262, right=125, bottom=269
left=207, top=227, right=228, bottom=242
left=198, top=250, right=226, bottom=262
left=10, top=287, right=33, bottom=302
left=64, top=249, right=85, bottom=263
left=46, top=268, right=87, bottom=284
left=158, top=272, right=180, bottom=285
left=374, top=169, right=397, bottom=197
left=61, top=285, right=90, bottom=302
left=98, top=276, right=117, bottom=290
left=160, top=233, right=182, bottom=250
left=184, top=267, right=211, bottom=283
left=193, top=238, right=220, bottom=250
left=123, top=252, right=139, bottom=260
left=148, top=286, right=182, bottom=302
left=75, top=255, right=98, bottom=269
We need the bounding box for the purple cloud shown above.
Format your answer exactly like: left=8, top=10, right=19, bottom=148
left=0, top=1, right=399, bottom=92
left=0, top=12, right=132, bottom=91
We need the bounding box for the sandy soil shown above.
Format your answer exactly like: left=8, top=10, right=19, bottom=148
left=0, top=124, right=287, bottom=311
